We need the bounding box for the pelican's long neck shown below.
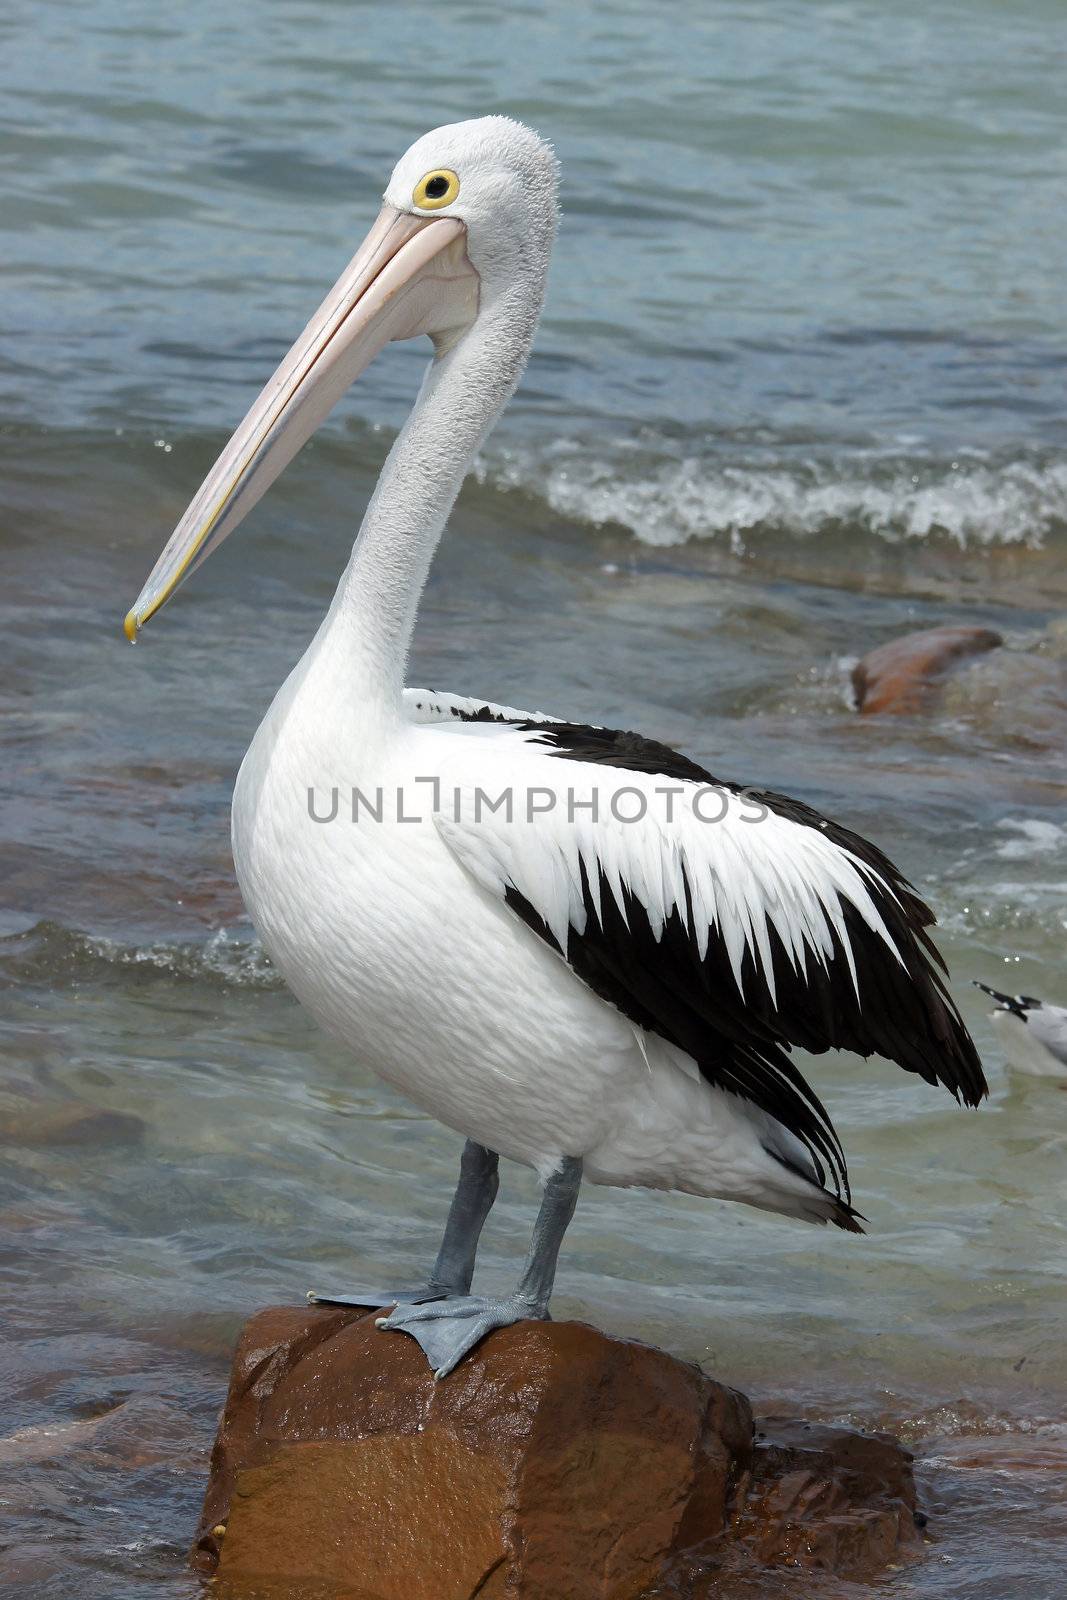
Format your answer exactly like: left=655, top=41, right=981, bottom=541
left=319, top=266, right=545, bottom=715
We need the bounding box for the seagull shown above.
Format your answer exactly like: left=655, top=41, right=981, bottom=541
left=974, top=982, right=1067, bottom=1079
left=124, top=117, right=987, bottom=1378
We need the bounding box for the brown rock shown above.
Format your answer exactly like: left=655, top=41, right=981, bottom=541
left=192, top=1308, right=923, bottom=1597
left=852, top=624, right=1002, bottom=714
left=193, top=1305, right=753, bottom=1600
left=733, top=1415, right=921, bottom=1578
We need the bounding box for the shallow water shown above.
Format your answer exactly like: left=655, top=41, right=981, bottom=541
left=2, top=1, right=1066, bottom=1595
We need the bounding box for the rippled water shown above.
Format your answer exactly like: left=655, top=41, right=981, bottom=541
left=2, top=2, right=1066, bottom=1595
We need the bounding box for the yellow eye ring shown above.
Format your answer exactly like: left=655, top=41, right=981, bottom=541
left=413, top=168, right=460, bottom=210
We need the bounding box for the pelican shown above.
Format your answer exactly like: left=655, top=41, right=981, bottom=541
left=974, top=982, right=1067, bottom=1079
left=125, top=117, right=986, bottom=1378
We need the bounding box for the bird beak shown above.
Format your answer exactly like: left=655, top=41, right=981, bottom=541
left=123, top=205, right=477, bottom=639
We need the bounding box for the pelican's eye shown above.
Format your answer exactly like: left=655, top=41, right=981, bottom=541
left=413, top=169, right=460, bottom=210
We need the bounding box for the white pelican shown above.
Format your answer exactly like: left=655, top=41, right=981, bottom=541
left=125, top=117, right=987, bottom=1377
left=974, top=982, right=1067, bottom=1079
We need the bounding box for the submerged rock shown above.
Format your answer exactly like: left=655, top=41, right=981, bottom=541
left=732, top=1415, right=921, bottom=1580
left=193, top=1306, right=920, bottom=1597
left=0, top=1102, right=145, bottom=1148
left=852, top=624, right=1003, bottom=714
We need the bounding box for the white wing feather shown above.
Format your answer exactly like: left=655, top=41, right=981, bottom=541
left=430, top=727, right=904, bottom=992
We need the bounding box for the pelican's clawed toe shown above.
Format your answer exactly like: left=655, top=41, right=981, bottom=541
left=376, top=1293, right=547, bottom=1378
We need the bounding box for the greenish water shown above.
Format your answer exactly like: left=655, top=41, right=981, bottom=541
left=2, top=3, right=1066, bottom=1596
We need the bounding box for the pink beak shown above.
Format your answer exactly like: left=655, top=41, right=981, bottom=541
left=124, top=205, right=478, bottom=639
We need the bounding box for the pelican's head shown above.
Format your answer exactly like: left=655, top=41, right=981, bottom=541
left=385, top=117, right=559, bottom=300
left=123, top=116, right=558, bottom=641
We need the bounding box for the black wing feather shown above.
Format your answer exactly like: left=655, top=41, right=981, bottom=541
left=488, top=716, right=986, bottom=1205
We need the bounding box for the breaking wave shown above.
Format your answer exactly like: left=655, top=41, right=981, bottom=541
left=477, top=438, right=1067, bottom=555
left=1, top=921, right=280, bottom=990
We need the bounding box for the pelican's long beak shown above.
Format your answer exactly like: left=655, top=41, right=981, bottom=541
left=123, top=206, right=477, bottom=639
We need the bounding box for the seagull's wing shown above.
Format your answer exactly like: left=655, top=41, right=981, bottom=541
left=434, top=719, right=987, bottom=1204
left=1027, top=1004, right=1067, bottom=1067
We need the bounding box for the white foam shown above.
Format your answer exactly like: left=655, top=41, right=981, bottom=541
left=479, top=441, right=1067, bottom=552
left=995, top=818, right=1067, bottom=861
left=84, top=926, right=278, bottom=987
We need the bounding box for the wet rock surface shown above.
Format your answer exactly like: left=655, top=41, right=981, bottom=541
left=193, top=1306, right=921, bottom=1598
left=729, top=1414, right=920, bottom=1579
left=852, top=624, right=1003, bottom=714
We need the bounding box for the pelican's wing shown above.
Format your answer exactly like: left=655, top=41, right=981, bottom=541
left=403, top=688, right=555, bottom=726
left=434, top=719, right=987, bottom=1202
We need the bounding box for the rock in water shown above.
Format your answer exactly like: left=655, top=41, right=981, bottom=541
left=192, top=1306, right=920, bottom=1598
left=735, top=1416, right=922, bottom=1580
left=852, top=624, right=1003, bottom=714
left=193, top=1305, right=752, bottom=1599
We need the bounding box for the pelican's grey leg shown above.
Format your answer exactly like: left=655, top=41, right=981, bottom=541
left=426, top=1139, right=500, bottom=1294
left=377, top=1154, right=583, bottom=1377
left=308, top=1139, right=500, bottom=1310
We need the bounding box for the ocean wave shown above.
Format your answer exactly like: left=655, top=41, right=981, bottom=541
left=935, top=819, right=1067, bottom=948
left=1, top=921, right=279, bottom=990
left=994, top=818, right=1067, bottom=862
left=477, top=440, right=1067, bottom=554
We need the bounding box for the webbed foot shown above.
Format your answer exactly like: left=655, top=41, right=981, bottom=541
left=376, top=1293, right=546, bottom=1378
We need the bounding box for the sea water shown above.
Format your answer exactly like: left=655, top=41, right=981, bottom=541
left=2, top=2, right=1066, bottom=1593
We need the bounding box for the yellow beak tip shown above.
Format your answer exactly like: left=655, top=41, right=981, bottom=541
left=123, top=610, right=140, bottom=643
